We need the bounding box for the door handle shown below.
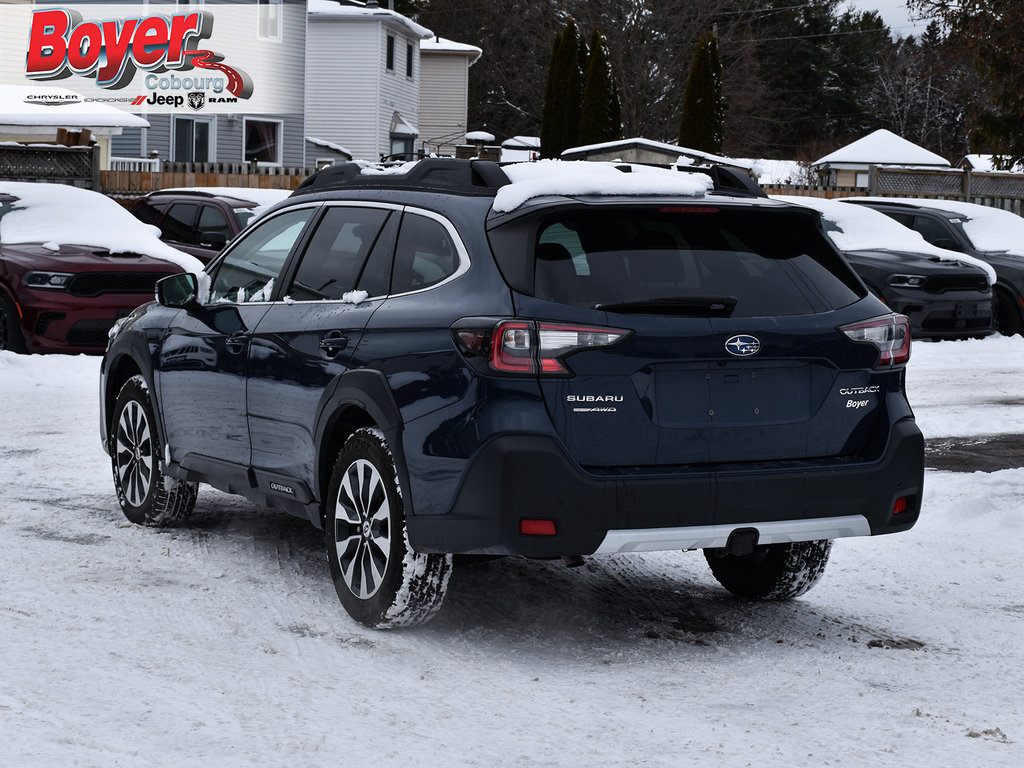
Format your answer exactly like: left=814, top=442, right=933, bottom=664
left=319, top=331, right=349, bottom=357
left=225, top=333, right=247, bottom=354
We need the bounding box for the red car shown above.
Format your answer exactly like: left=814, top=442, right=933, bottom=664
left=0, top=183, right=200, bottom=354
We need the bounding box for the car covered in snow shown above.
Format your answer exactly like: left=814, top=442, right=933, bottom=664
left=0, top=182, right=201, bottom=354
left=774, top=196, right=995, bottom=339
left=100, top=159, right=925, bottom=629
left=843, top=197, right=1024, bottom=336
left=130, top=187, right=293, bottom=263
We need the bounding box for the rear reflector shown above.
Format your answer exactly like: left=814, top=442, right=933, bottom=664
left=893, top=497, right=909, bottom=516
left=520, top=519, right=557, bottom=536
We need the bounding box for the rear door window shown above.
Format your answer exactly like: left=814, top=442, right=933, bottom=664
left=499, top=207, right=863, bottom=316
left=286, top=206, right=390, bottom=301
left=161, top=203, right=200, bottom=244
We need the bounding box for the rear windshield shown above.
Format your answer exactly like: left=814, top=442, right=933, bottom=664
left=490, top=207, right=864, bottom=316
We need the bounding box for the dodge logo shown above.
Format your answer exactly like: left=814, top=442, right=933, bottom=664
left=187, top=91, right=206, bottom=111
left=725, top=334, right=761, bottom=357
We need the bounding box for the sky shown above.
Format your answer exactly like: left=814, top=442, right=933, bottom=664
left=845, top=0, right=938, bottom=37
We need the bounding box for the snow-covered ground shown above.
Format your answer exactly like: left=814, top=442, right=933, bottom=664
left=1, top=338, right=1022, bottom=767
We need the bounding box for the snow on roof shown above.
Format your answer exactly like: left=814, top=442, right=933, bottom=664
left=813, top=129, right=949, bottom=168
left=561, top=137, right=756, bottom=171
left=851, top=197, right=1024, bottom=256
left=502, top=135, right=541, bottom=149
left=307, top=0, right=432, bottom=39
left=390, top=112, right=418, bottom=137
left=0, top=181, right=201, bottom=273
left=307, top=136, right=352, bottom=157
left=465, top=131, right=496, bottom=143
left=962, top=154, right=1024, bottom=173
left=420, top=36, right=482, bottom=65
left=0, top=85, right=148, bottom=129
left=493, top=160, right=712, bottom=214
left=774, top=195, right=996, bottom=284
left=740, top=159, right=806, bottom=185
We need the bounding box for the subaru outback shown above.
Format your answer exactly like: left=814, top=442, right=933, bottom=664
left=100, top=159, right=924, bottom=628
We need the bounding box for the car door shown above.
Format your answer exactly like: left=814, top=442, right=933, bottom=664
left=157, top=206, right=320, bottom=485
left=246, top=203, right=398, bottom=496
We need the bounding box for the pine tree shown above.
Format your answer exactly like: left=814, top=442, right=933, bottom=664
left=578, top=29, right=622, bottom=146
left=540, top=21, right=587, bottom=158
left=678, top=28, right=724, bottom=154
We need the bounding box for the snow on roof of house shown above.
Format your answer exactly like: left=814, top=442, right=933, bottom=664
left=561, top=137, right=756, bottom=171
left=961, top=154, right=1024, bottom=173
left=420, top=36, right=482, bottom=65
left=390, top=112, right=417, bottom=137
left=851, top=197, right=1024, bottom=256
left=502, top=135, right=541, bottom=149
left=0, top=181, right=201, bottom=273
left=0, top=85, right=148, bottom=129
left=813, top=129, right=949, bottom=168
left=307, top=0, right=432, bottom=39
left=774, top=195, right=995, bottom=283
left=493, top=160, right=712, bottom=214
left=306, top=137, right=353, bottom=157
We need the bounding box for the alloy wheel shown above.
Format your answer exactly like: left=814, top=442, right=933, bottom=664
left=115, top=400, right=154, bottom=507
left=333, top=458, right=392, bottom=599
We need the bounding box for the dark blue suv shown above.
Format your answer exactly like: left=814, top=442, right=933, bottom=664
left=100, top=159, right=924, bottom=628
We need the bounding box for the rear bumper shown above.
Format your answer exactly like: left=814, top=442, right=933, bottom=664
left=406, top=418, right=924, bottom=556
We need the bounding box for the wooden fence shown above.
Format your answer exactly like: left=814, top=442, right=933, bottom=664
left=100, top=163, right=314, bottom=203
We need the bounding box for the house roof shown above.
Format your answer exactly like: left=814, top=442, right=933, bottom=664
left=812, top=129, right=949, bottom=168
left=561, top=137, right=756, bottom=172
left=308, top=0, right=433, bottom=39
left=960, top=154, right=1024, bottom=173
left=0, top=85, right=148, bottom=129
left=502, top=136, right=541, bottom=149
left=420, top=36, right=482, bottom=66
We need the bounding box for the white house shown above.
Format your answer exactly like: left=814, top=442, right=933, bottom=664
left=561, top=137, right=757, bottom=177
left=811, top=129, right=950, bottom=188
left=305, top=0, right=432, bottom=164
left=418, top=36, right=481, bottom=157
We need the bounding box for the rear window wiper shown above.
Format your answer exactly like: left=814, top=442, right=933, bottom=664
left=594, top=296, right=737, bottom=316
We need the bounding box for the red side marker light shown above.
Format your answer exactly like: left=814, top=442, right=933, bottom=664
left=520, top=519, right=557, bottom=536
left=892, top=497, right=909, bottom=516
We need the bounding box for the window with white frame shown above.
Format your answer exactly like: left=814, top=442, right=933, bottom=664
left=244, top=119, right=282, bottom=164
left=257, top=0, right=283, bottom=41
left=173, top=117, right=214, bottom=163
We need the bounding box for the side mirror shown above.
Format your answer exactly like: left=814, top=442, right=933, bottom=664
left=200, top=232, right=228, bottom=250
left=157, top=272, right=199, bottom=308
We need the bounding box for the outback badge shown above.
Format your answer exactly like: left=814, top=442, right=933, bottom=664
left=725, top=334, right=761, bottom=357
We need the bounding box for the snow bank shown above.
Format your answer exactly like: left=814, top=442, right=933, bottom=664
left=776, top=195, right=997, bottom=283
left=0, top=181, right=203, bottom=273
left=494, top=160, right=713, bottom=213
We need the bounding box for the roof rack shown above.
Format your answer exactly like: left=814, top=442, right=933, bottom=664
left=293, top=158, right=511, bottom=197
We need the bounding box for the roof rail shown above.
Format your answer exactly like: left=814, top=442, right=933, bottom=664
left=671, top=165, right=767, bottom=198
left=293, top=158, right=511, bottom=197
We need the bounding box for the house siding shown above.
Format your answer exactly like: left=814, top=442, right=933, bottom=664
left=378, top=24, right=420, bottom=158
left=306, top=20, right=382, bottom=163
left=419, top=54, right=470, bottom=155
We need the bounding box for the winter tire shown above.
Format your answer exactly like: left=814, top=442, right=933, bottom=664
left=0, top=294, right=26, bottom=353
left=111, top=375, right=197, bottom=526
left=326, top=427, right=451, bottom=629
left=993, top=286, right=1023, bottom=337
left=704, top=539, right=833, bottom=600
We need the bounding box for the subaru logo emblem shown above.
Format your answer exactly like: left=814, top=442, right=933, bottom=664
left=725, top=334, right=761, bottom=357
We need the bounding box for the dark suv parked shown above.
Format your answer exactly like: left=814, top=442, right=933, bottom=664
left=131, top=188, right=290, bottom=263
left=843, top=197, right=1024, bottom=336
left=100, top=159, right=924, bottom=628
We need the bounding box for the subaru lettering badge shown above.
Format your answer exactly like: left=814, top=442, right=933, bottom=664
left=725, top=334, right=761, bottom=357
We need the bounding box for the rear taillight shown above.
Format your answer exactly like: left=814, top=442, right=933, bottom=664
left=840, top=314, right=911, bottom=368
left=453, top=318, right=630, bottom=376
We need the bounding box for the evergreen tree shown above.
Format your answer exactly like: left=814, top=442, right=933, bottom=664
left=578, top=29, right=622, bottom=146
left=540, top=21, right=586, bottom=158
left=678, top=28, right=724, bottom=154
